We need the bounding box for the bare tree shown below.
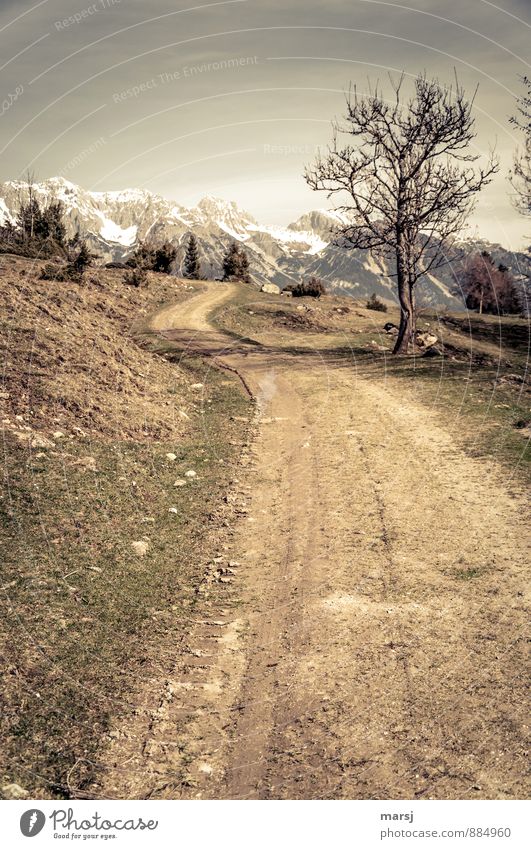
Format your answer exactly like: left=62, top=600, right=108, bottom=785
left=509, top=75, right=530, bottom=218
left=305, top=75, right=498, bottom=352
left=456, top=251, right=520, bottom=315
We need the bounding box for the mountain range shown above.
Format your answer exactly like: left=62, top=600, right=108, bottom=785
left=1, top=177, right=529, bottom=309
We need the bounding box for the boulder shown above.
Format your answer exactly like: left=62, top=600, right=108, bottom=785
left=261, top=282, right=280, bottom=295
left=416, top=331, right=438, bottom=348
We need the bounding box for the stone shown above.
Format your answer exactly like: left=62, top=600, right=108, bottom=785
left=165, top=452, right=177, bottom=461
left=73, top=456, right=97, bottom=471
left=174, top=479, right=187, bottom=487
left=30, top=435, right=55, bottom=449
left=131, top=540, right=150, bottom=557
left=1, top=783, right=29, bottom=799
left=416, top=331, right=438, bottom=348
left=261, top=282, right=281, bottom=295
left=185, top=470, right=197, bottom=478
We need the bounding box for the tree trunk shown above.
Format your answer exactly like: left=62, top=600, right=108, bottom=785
left=393, top=246, right=415, bottom=354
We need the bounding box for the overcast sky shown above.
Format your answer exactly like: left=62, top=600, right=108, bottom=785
left=0, top=0, right=529, bottom=246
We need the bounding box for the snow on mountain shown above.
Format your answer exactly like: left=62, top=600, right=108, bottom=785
left=247, top=224, right=328, bottom=255
left=2, top=176, right=526, bottom=308
left=98, top=216, right=137, bottom=247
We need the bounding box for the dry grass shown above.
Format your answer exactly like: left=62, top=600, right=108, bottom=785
left=0, top=255, right=252, bottom=798
left=0, top=254, right=197, bottom=442
left=217, top=288, right=530, bottom=480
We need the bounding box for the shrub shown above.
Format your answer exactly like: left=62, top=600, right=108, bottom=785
left=366, top=293, right=388, bottom=312
left=40, top=263, right=65, bottom=281
left=40, top=240, right=93, bottom=283
left=291, top=277, right=326, bottom=298
left=123, top=267, right=147, bottom=287
left=68, top=240, right=92, bottom=274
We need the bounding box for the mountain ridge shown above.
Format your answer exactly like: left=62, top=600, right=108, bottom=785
left=1, top=177, right=528, bottom=309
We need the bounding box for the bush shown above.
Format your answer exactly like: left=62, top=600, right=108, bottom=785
left=40, top=263, right=65, bottom=281
left=40, top=241, right=93, bottom=283
left=123, top=267, right=147, bottom=287
left=366, top=293, right=388, bottom=312
left=291, top=277, right=326, bottom=298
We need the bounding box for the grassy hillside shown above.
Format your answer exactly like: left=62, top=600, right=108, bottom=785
left=0, top=255, right=252, bottom=798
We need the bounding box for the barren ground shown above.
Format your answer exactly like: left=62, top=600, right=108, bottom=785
left=99, top=283, right=529, bottom=801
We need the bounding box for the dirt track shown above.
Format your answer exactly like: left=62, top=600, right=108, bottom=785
left=104, top=283, right=529, bottom=800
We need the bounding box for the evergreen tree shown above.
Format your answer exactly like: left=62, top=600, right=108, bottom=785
left=183, top=233, right=201, bottom=279
left=222, top=241, right=251, bottom=282
left=238, top=246, right=251, bottom=284
left=153, top=242, right=177, bottom=273
left=222, top=241, right=240, bottom=279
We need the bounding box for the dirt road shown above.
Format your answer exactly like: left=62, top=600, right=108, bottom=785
left=104, top=283, right=529, bottom=800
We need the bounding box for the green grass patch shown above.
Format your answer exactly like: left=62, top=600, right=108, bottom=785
left=0, top=359, right=251, bottom=798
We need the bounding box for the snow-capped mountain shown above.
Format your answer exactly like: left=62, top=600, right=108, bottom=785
left=1, top=177, right=528, bottom=308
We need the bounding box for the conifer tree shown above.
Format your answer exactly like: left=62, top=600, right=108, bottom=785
left=222, top=241, right=251, bottom=283
left=183, top=233, right=201, bottom=279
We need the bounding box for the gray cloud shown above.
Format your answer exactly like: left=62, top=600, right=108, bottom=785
left=0, top=0, right=529, bottom=245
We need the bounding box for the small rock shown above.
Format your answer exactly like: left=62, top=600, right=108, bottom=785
left=53, top=430, right=65, bottom=439
left=131, top=540, right=150, bottom=557
left=166, top=452, right=177, bottom=461
left=31, top=435, right=55, bottom=449
left=168, top=507, right=178, bottom=514
left=190, top=383, right=204, bottom=390
left=73, top=455, right=97, bottom=471
left=416, top=331, right=438, bottom=348
left=185, top=470, right=197, bottom=478
left=1, top=783, right=29, bottom=800
left=174, top=479, right=187, bottom=487
left=198, top=763, right=214, bottom=776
